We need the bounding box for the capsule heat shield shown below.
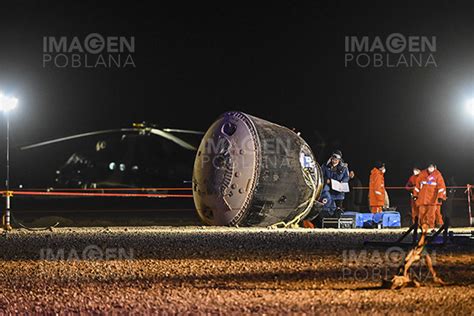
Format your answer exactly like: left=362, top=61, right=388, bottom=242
left=193, top=112, right=323, bottom=227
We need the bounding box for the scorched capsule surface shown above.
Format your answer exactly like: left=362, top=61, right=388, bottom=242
left=193, top=112, right=323, bottom=227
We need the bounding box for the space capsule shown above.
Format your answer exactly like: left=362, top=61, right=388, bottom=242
left=192, top=111, right=323, bottom=227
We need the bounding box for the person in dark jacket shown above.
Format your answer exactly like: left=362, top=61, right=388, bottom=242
left=344, top=170, right=363, bottom=211
left=321, top=150, right=350, bottom=213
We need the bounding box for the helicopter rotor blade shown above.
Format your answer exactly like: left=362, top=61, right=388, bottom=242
left=20, top=128, right=142, bottom=150
left=149, top=128, right=197, bottom=151
left=162, top=128, right=204, bottom=135
left=21, top=127, right=199, bottom=152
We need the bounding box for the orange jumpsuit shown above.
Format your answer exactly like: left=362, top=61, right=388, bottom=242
left=405, top=174, right=419, bottom=224
left=413, top=169, right=446, bottom=228
left=369, top=168, right=385, bottom=213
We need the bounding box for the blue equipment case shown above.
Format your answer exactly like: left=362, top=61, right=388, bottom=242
left=342, top=212, right=373, bottom=228
left=342, top=211, right=401, bottom=228
left=381, top=211, right=401, bottom=228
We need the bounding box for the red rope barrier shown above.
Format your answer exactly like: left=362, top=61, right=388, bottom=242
left=1, top=185, right=471, bottom=198
left=0, top=186, right=471, bottom=204
left=0, top=191, right=193, bottom=198
left=352, top=186, right=470, bottom=190
left=10, top=186, right=470, bottom=192
left=14, top=187, right=192, bottom=192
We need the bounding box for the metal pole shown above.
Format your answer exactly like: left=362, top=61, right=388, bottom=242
left=3, top=113, right=11, bottom=231
left=6, top=112, right=9, bottom=191
left=467, top=184, right=472, bottom=226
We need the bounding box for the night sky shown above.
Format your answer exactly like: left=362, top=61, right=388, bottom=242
left=0, top=1, right=473, bottom=187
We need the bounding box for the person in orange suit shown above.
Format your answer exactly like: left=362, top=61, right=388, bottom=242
left=413, top=163, right=447, bottom=229
left=369, top=161, right=386, bottom=214
left=435, top=205, right=444, bottom=227
left=405, top=166, right=421, bottom=224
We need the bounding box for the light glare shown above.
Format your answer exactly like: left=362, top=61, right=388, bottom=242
left=466, top=98, right=474, bottom=116
left=0, top=92, right=18, bottom=112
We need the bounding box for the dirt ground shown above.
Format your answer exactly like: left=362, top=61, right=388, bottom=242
left=0, top=227, right=472, bottom=314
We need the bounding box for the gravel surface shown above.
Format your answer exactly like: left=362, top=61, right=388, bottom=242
left=0, top=227, right=472, bottom=314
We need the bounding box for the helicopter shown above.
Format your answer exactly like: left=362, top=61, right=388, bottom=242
left=19, top=123, right=204, bottom=189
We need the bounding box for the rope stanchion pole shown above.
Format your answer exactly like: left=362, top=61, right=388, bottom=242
left=2, top=190, right=13, bottom=231
left=466, top=184, right=473, bottom=226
